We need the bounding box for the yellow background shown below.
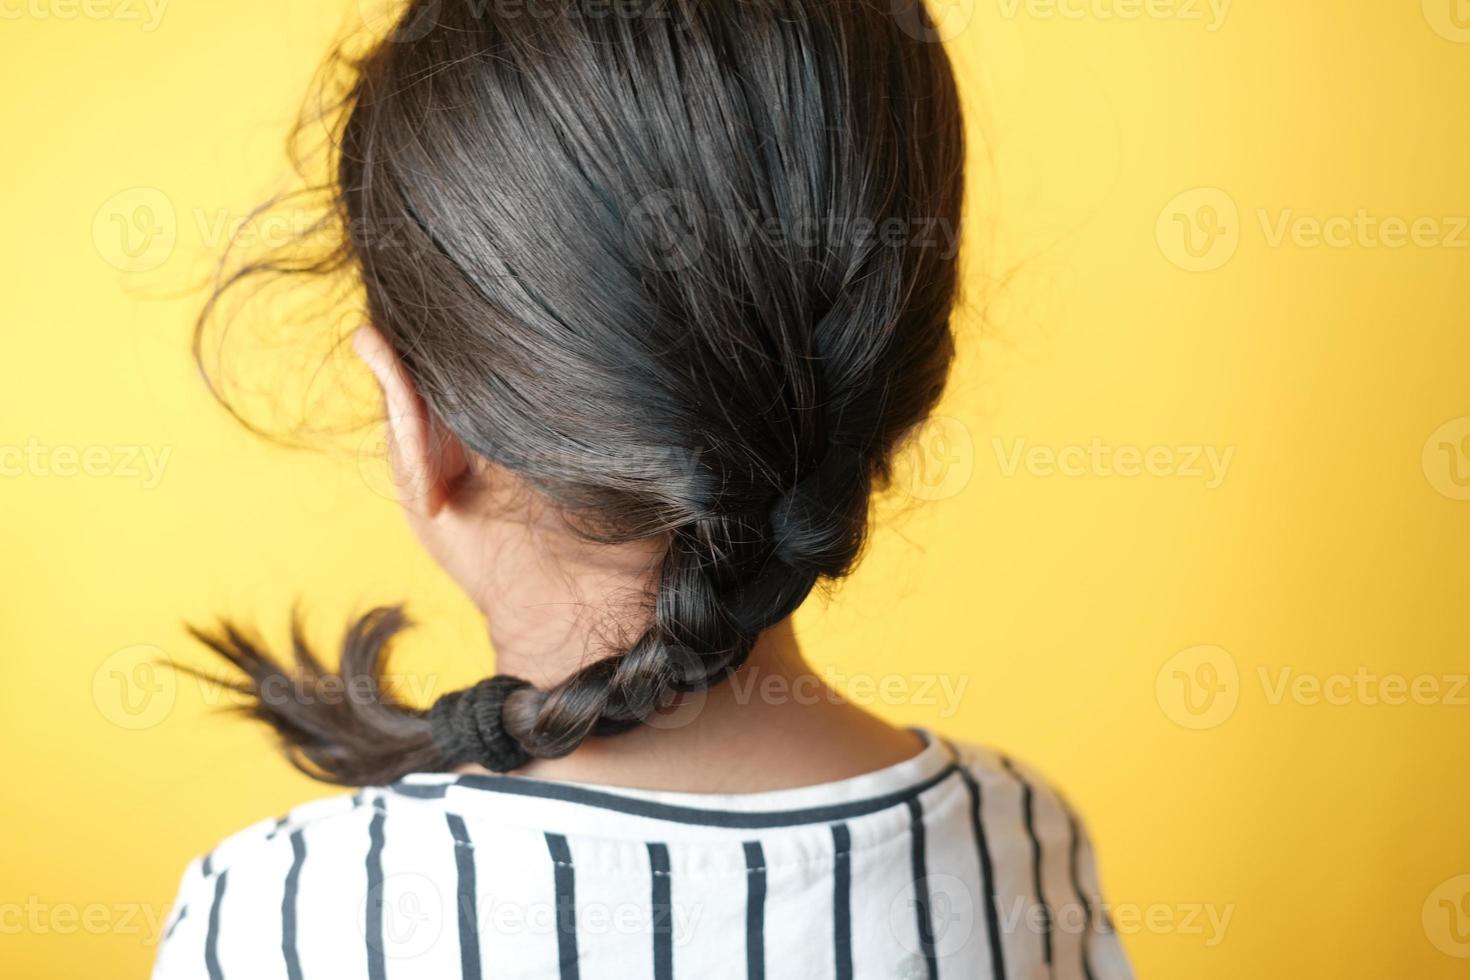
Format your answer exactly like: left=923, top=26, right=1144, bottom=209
left=3, top=1, right=1469, bottom=976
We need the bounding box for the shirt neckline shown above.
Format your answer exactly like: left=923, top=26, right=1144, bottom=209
left=390, top=728, right=960, bottom=830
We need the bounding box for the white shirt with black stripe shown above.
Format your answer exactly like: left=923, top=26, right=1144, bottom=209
left=153, top=732, right=1133, bottom=980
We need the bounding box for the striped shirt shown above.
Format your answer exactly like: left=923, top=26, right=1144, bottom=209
left=153, top=732, right=1132, bottom=979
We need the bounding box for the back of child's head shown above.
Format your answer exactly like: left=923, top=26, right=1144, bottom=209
left=196, top=0, right=965, bottom=783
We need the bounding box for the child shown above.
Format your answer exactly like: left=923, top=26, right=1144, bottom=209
left=155, top=2, right=1131, bottom=977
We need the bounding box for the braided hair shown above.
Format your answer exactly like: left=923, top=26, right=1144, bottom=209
left=191, top=0, right=965, bottom=785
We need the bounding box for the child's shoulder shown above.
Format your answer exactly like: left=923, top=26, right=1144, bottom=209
left=939, top=734, right=1091, bottom=817
left=936, top=734, right=1114, bottom=887
left=153, top=791, right=377, bottom=977
left=191, top=791, right=370, bottom=878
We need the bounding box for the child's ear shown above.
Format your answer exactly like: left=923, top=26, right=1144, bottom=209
left=351, top=326, right=469, bottom=517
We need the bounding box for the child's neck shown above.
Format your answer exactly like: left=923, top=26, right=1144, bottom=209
left=465, top=617, right=925, bottom=794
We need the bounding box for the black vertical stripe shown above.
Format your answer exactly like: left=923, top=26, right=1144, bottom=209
left=545, top=833, right=581, bottom=980
left=1002, top=757, right=1052, bottom=966
left=905, top=798, right=939, bottom=980
left=204, top=869, right=227, bottom=980
left=743, top=841, right=766, bottom=980
left=164, top=904, right=188, bottom=942
left=957, top=768, right=1007, bottom=980
left=1065, top=810, right=1097, bottom=980
left=281, top=830, right=306, bottom=980
left=365, top=799, right=387, bottom=980
left=647, top=843, right=673, bottom=980
left=830, top=824, right=853, bottom=980
left=447, top=815, right=482, bottom=980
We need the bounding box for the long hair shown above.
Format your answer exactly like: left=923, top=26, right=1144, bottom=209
left=192, top=0, right=966, bottom=785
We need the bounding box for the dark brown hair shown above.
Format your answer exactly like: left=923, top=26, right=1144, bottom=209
left=193, top=0, right=965, bottom=785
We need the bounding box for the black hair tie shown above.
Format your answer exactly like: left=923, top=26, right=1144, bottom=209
left=427, top=675, right=533, bottom=773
